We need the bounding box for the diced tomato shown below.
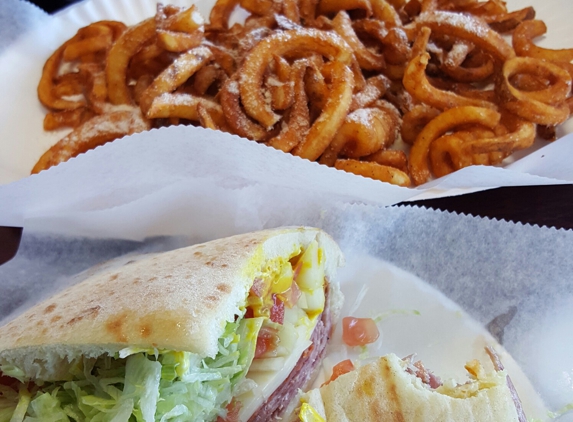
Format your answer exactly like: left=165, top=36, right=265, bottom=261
left=255, top=326, right=280, bottom=358
left=216, top=399, right=242, bottom=422
left=244, top=307, right=254, bottom=319
left=330, top=359, right=355, bottom=381
left=281, top=280, right=302, bottom=309
left=321, top=359, right=355, bottom=386
left=250, top=278, right=266, bottom=297
left=342, top=317, right=380, bottom=347
left=269, top=294, right=285, bottom=324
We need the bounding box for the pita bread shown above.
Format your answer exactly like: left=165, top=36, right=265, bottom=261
left=0, top=227, right=343, bottom=381
left=305, top=353, right=521, bottom=422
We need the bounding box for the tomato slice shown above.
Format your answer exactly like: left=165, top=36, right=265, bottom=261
left=250, top=277, right=266, bottom=297
left=342, top=317, right=380, bottom=347
left=269, top=294, right=285, bottom=324
left=255, top=326, right=280, bottom=358
left=281, top=280, right=302, bottom=309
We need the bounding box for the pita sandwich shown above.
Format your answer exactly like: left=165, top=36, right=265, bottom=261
left=298, top=349, right=527, bottom=422
left=0, top=227, right=344, bottom=422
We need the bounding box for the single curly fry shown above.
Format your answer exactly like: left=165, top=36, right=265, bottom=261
left=78, top=63, right=108, bottom=113
left=32, top=110, right=150, bottom=174
left=208, top=0, right=240, bottom=29
left=319, top=107, right=396, bottom=166
left=333, top=11, right=385, bottom=71
left=339, top=109, right=393, bottom=157
left=157, top=3, right=204, bottom=34
left=415, top=11, right=515, bottom=62
left=268, top=60, right=310, bottom=152
left=485, top=6, right=535, bottom=34
left=370, top=0, right=402, bottom=28
left=429, top=134, right=472, bottom=178
left=442, top=59, right=494, bottom=84
left=468, top=114, right=536, bottom=154
left=240, top=0, right=276, bottom=16
left=193, top=63, right=227, bottom=96
left=43, top=108, right=94, bottom=131
left=239, top=28, right=353, bottom=129
left=364, top=149, right=409, bottom=174
left=268, top=56, right=294, bottom=111
left=411, top=26, right=431, bottom=60
left=513, top=20, right=573, bottom=63
left=430, top=128, right=511, bottom=174
left=335, top=159, right=411, bottom=187
left=147, top=93, right=223, bottom=122
left=409, top=106, right=501, bottom=185
left=156, top=29, right=203, bottom=53
left=318, top=0, right=372, bottom=16
left=304, top=58, right=329, bottom=118
left=52, top=73, right=84, bottom=98
left=350, top=74, right=390, bottom=111
left=403, top=53, right=497, bottom=110
left=499, top=56, right=571, bottom=125
left=219, top=76, right=268, bottom=141
left=504, top=57, right=571, bottom=104
left=106, top=18, right=156, bottom=105
left=62, top=23, right=114, bottom=62
left=401, top=104, right=440, bottom=145
left=38, top=36, right=86, bottom=110
left=139, top=46, right=213, bottom=115
left=292, top=61, right=354, bottom=161
left=299, top=0, right=319, bottom=26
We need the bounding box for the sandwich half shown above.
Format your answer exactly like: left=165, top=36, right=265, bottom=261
left=0, top=227, right=344, bottom=422
left=299, top=349, right=526, bottom=422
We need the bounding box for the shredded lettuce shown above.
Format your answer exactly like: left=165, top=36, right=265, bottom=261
left=0, top=384, right=18, bottom=422
left=25, top=390, right=71, bottom=422
left=0, top=366, right=26, bottom=384
left=547, top=402, right=573, bottom=419
left=0, top=318, right=262, bottom=422
left=2, top=385, right=29, bottom=422
left=373, top=309, right=421, bottom=323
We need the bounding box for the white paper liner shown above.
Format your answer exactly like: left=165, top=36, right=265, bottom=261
left=0, top=0, right=48, bottom=54
left=0, top=125, right=569, bottom=236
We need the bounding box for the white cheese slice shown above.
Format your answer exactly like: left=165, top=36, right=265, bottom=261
left=238, top=323, right=316, bottom=420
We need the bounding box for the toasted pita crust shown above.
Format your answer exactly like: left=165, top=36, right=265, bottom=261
left=0, top=227, right=343, bottom=381
left=310, top=354, right=520, bottom=422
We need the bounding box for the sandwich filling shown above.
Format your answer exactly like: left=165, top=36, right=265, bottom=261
left=0, top=239, right=331, bottom=422
left=298, top=349, right=527, bottom=422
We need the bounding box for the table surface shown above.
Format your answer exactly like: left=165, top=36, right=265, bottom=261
left=407, top=184, right=573, bottom=230
left=1, top=0, right=571, bottom=266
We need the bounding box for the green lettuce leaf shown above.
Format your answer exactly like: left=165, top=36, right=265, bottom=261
left=0, top=317, right=262, bottom=422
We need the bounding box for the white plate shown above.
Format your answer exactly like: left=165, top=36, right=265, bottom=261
left=326, top=254, right=547, bottom=420
left=0, top=0, right=572, bottom=184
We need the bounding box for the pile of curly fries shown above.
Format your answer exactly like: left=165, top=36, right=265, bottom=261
left=35, top=0, right=573, bottom=187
